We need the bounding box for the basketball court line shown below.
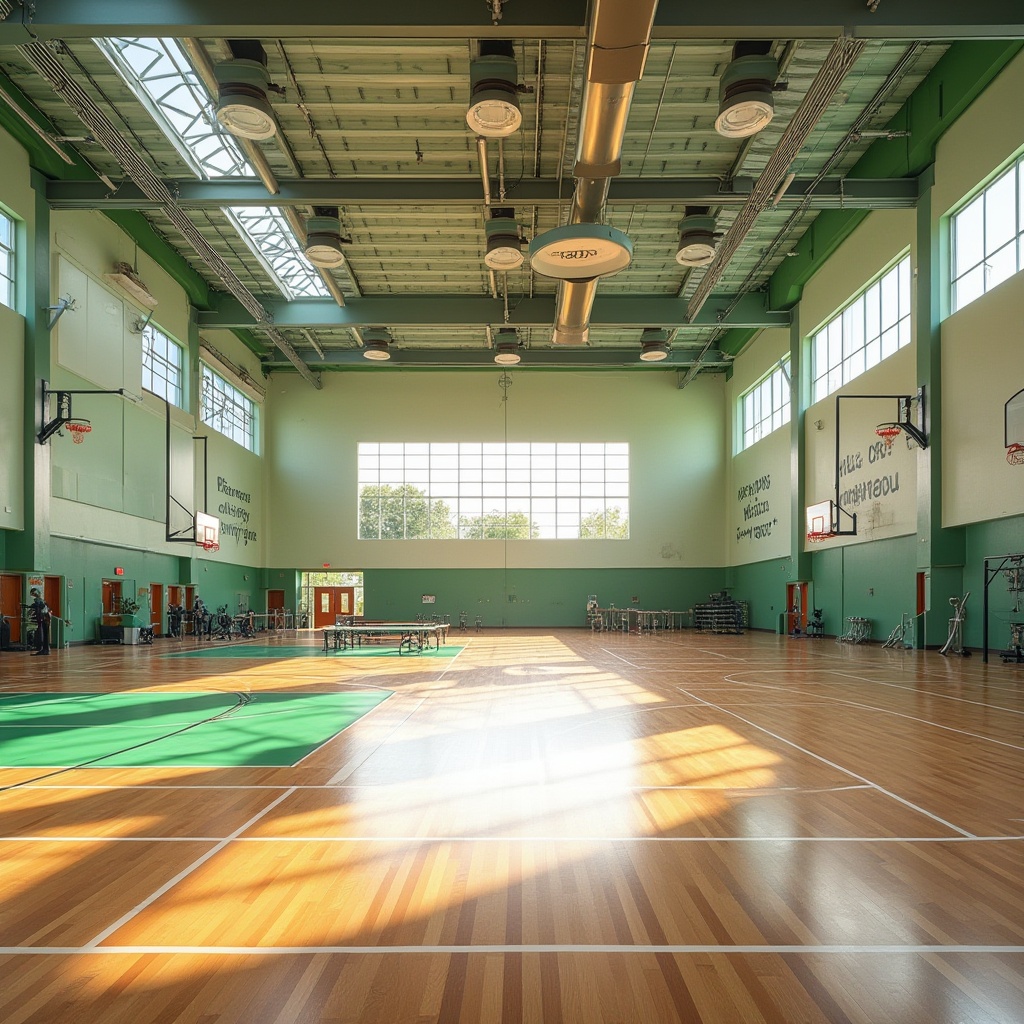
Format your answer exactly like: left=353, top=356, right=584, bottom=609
left=3, top=835, right=1022, bottom=844
left=718, top=675, right=1024, bottom=752
left=675, top=686, right=975, bottom=838
left=829, top=669, right=1024, bottom=714
left=2, top=943, right=1023, bottom=956
left=80, top=786, right=297, bottom=949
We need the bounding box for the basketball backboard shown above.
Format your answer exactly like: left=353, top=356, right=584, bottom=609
left=195, top=511, right=220, bottom=551
left=805, top=499, right=838, bottom=538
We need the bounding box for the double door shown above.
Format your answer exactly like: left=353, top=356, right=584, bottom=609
left=313, top=587, right=355, bottom=628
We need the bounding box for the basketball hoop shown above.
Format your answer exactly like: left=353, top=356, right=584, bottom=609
left=65, top=419, right=92, bottom=444
left=201, top=540, right=220, bottom=552
left=875, top=422, right=902, bottom=449
left=1008, top=443, right=1024, bottom=466
left=807, top=531, right=834, bottom=544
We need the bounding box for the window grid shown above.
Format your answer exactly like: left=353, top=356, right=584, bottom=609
left=0, top=210, right=14, bottom=310
left=141, top=323, right=184, bottom=407
left=951, top=156, right=1024, bottom=313
left=358, top=442, right=629, bottom=540
left=740, top=358, right=790, bottom=451
left=201, top=364, right=256, bottom=451
left=811, top=255, right=911, bottom=403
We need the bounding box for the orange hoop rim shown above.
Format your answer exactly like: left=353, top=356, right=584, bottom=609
left=1007, top=442, right=1024, bottom=465
left=201, top=540, right=220, bottom=552
left=807, top=531, right=835, bottom=544
left=875, top=422, right=902, bottom=448
left=65, top=419, right=92, bottom=443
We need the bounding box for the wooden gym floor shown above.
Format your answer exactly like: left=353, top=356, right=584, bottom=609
left=1, top=628, right=1023, bottom=1023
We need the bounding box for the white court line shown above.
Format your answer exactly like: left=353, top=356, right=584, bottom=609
left=81, top=786, right=297, bottom=950
left=676, top=686, right=975, bottom=838
left=0, top=783, right=877, bottom=792
left=600, top=648, right=640, bottom=667
left=3, top=834, right=1021, bottom=844
left=4, top=943, right=1024, bottom=956
left=291, top=693, right=397, bottom=766
left=719, top=675, right=1024, bottom=753
left=830, top=670, right=1024, bottom=716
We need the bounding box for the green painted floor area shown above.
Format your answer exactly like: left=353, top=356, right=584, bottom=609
left=162, top=644, right=463, bottom=658
left=0, top=690, right=391, bottom=768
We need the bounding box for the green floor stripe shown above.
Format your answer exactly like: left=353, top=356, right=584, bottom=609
left=0, top=690, right=391, bottom=767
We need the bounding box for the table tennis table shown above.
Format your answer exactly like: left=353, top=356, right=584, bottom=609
left=322, top=622, right=449, bottom=654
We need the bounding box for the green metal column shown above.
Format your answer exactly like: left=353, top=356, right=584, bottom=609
left=790, top=302, right=812, bottom=585
left=8, top=170, right=52, bottom=571
left=915, top=178, right=965, bottom=647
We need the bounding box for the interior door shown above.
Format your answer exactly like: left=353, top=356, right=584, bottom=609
left=102, top=579, right=123, bottom=624
left=150, top=583, right=164, bottom=632
left=1, top=573, right=23, bottom=644
left=312, top=587, right=355, bottom=627
left=44, top=576, right=61, bottom=649
left=786, top=582, right=808, bottom=634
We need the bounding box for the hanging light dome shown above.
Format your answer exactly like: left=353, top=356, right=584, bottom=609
left=528, top=223, right=633, bottom=280
left=467, top=53, right=522, bottom=138
left=362, top=328, right=392, bottom=361
left=715, top=47, right=778, bottom=139
left=675, top=207, right=718, bottom=267
left=484, top=210, right=524, bottom=270
left=214, top=58, right=279, bottom=140
left=493, top=328, right=521, bottom=365
left=304, top=209, right=346, bottom=269
left=639, top=328, right=670, bottom=362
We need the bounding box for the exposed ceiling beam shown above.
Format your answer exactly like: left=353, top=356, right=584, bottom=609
left=2, top=1, right=1021, bottom=42
left=197, top=292, right=789, bottom=330
left=46, top=176, right=919, bottom=211
left=261, top=347, right=732, bottom=370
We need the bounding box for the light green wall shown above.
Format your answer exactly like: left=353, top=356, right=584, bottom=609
left=265, top=370, right=727, bottom=571
left=727, top=557, right=795, bottom=631
left=963, top=516, right=1024, bottom=651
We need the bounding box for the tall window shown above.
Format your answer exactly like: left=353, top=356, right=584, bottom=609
left=812, top=255, right=911, bottom=403
left=740, top=358, right=790, bottom=451
left=201, top=364, right=256, bottom=451
left=951, top=156, right=1024, bottom=313
left=141, top=323, right=184, bottom=406
left=0, top=210, right=14, bottom=310
left=358, top=442, right=629, bottom=540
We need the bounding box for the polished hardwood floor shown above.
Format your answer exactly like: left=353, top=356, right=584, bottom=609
left=1, top=628, right=1023, bottom=1023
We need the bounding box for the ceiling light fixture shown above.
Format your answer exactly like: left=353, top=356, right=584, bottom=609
left=362, top=328, right=392, bottom=362
left=304, top=207, right=347, bottom=268
left=214, top=56, right=279, bottom=140
left=715, top=43, right=778, bottom=140
left=675, top=207, right=718, bottom=267
left=639, top=328, right=670, bottom=362
left=493, top=328, right=522, bottom=364
left=484, top=208, right=524, bottom=270
left=467, top=43, right=522, bottom=138
left=529, top=223, right=633, bottom=280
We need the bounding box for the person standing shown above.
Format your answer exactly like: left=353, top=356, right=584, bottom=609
left=29, top=588, right=51, bottom=656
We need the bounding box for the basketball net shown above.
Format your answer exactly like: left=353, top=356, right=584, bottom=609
left=1007, top=443, right=1024, bottom=466
left=66, top=421, right=92, bottom=445
left=875, top=423, right=901, bottom=450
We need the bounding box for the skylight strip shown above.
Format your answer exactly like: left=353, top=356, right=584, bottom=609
left=96, top=37, right=328, bottom=300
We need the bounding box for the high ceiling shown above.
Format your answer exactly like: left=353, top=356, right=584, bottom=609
left=0, top=2, right=1018, bottom=384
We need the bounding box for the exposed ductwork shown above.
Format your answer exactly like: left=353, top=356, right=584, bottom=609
left=548, top=0, right=659, bottom=345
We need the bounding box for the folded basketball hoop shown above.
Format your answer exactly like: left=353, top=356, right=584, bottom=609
left=65, top=419, right=92, bottom=444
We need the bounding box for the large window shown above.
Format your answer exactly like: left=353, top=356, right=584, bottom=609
left=201, top=364, right=256, bottom=451
left=141, top=323, right=184, bottom=406
left=358, top=442, right=629, bottom=540
left=740, top=358, right=790, bottom=451
left=0, top=210, right=14, bottom=310
left=951, top=156, right=1024, bottom=313
left=812, top=255, right=911, bottom=403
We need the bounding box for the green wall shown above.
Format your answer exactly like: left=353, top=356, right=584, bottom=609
left=964, top=514, right=1024, bottom=651
left=361, top=567, right=726, bottom=627
left=727, top=557, right=795, bottom=632
left=810, top=535, right=919, bottom=642
left=50, top=536, right=261, bottom=644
